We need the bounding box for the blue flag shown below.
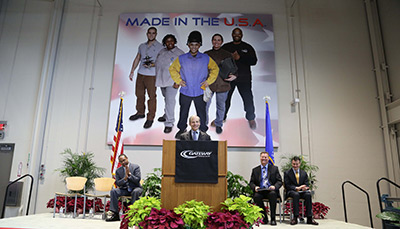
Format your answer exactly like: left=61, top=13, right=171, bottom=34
left=265, top=101, right=274, bottom=165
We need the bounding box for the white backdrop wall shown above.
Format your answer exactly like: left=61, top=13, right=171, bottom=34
left=1, top=0, right=399, bottom=227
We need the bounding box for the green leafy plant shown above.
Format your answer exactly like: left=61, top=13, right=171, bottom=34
left=376, top=208, right=400, bottom=227
left=124, top=196, right=161, bottom=227
left=280, top=155, right=319, bottom=191
left=221, top=195, right=263, bottom=225
left=56, top=148, right=105, bottom=192
left=174, top=200, right=211, bottom=228
left=227, top=171, right=253, bottom=199
left=142, top=168, right=162, bottom=198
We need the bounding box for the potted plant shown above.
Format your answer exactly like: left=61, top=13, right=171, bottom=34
left=141, top=168, right=162, bottom=198
left=227, top=171, right=253, bottom=199
left=56, top=148, right=106, bottom=192
left=139, top=208, right=185, bottom=228
left=174, top=200, right=211, bottom=229
left=312, top=202, right=330, bottom=219
left=376, top=207, right=400, bottom=228
left=123, top=196, right=161, bottom=228
left=47, top=196, right=103, bottom=214
left=221, top=195, right=263, bottom=226
left=47, top=148, right=105, bottom=213
left=280, top=155, right=319, bottom=191
left=205, top=210, right=249, bottom=228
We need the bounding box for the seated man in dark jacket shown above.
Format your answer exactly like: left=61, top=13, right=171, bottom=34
left=179, top=115, right=211, bottom=141
left=249, top=152, right=282, bottom=226
left=284, top=156, right=318, bottom=225
left=106, top=154, right=142, bottom=222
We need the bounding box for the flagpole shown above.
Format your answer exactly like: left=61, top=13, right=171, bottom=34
left=111, top=91, right=125, bottom=177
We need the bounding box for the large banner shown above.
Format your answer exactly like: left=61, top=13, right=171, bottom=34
left=107, top=13, right=279, bottom=147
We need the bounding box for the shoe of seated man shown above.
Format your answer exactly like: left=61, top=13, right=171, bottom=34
left=290, top=217, right=298, bottom=225
left=307, top=217, right=319, bottom=225
left=105, top=211, right=120, bottom=222
left=261, top=217, right=268, bottom=225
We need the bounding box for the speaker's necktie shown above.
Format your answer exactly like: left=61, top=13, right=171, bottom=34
left=192, top=131, right=198, bottom=141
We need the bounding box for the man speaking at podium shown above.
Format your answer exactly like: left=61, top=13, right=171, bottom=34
left=179, top=115, right=211, bottom=141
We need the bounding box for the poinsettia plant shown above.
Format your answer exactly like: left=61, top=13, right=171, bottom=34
left=139, top=208, right=184, bottom=228
left=104, top=200, right=128, bottom=213
left=46, top=196, right=103, bottom=213
left=120, top=214, right=130, bottom=229
left=284, top=201, right=330, bottom=219
left=312, top=202, right=330, bottom=219
left=205, top=210, right=249, bottom=229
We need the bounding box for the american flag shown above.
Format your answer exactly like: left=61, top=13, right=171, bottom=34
left=111, top=97, right=124, bottom=176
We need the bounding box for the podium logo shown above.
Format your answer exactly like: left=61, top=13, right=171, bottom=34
left=180, top=150, right=212, bottom=159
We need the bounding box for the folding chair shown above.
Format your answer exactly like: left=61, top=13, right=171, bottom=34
left=84, top=177, right=115, bottom=219
left=262, top=195, right=283, bottom=223
left=53, top=176, right=87, bottom=218
left=283, top=187, right=305, bottom=223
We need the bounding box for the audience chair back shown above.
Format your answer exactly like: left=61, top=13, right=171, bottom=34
left=94, top=177, right=115, bottom=192
left=66, top=177, right=87, bottom=191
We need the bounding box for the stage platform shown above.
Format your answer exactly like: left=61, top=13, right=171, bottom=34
left=0, top=213, right=369, bottom=229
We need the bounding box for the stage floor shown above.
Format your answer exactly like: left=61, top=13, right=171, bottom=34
left=0, top=213, right=369, bottom=229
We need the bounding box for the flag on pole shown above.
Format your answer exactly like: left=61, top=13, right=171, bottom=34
left=111, top=96, right=124, bottom=176
left=265, top=98, right=275, bottom=165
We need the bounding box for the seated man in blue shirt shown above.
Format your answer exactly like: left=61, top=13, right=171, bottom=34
left=249, top=152, right=282, bottom=226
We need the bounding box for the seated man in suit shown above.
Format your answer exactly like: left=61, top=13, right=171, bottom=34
left=106, top=154, right=143, bottom=222
left=284, top=156, right=318, bottom=225
left=249, top=152, right=282, bottom=226
left=179, top=115, right=211, bottom=141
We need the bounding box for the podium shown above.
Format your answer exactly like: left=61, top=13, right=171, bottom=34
left=161, top=140, right=227, bottom=211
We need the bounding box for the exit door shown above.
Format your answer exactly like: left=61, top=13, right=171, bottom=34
left=0, top=144, right=15, bottom=217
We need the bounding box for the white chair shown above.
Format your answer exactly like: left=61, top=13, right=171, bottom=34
left=84, top=177, right=115, bottom=219
left=53, top=176, right=87, bottom=218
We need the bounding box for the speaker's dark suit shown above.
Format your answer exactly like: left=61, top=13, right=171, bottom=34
left=249, top=164, right=282, bottom=221
left=179, top=129, right=211, bottom=141
left=109, top=163, right=143, bottom=213
left=284, top=169, right=312, bottom=218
